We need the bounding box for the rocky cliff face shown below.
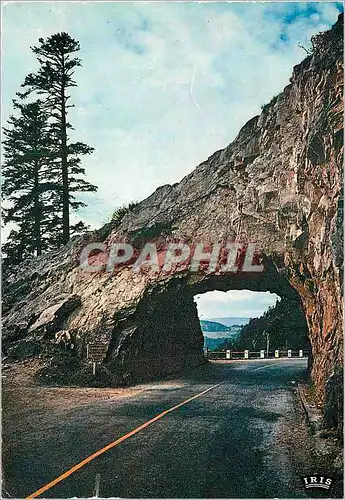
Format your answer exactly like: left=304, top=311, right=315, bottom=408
left=3, top=16, right=343, bottom=427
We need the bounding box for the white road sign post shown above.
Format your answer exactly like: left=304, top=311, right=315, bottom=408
left=266, top=332, right=270, bottom=358
left=226, top=350, right=231, bottom=359
left=275, top=350, right=279, bottom=358
left=244, top=350, right=249, bottom=359
left=260, top=350, right=265, bottom=359
left=288, top=349, right=292, bottom=358
left=87, top=342, right=108, bottom=376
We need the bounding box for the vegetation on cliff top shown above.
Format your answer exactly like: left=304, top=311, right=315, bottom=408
left=218, top=297, right=309, bottom=352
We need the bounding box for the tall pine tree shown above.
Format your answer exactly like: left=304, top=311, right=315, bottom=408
left=2, top=100, right=58, bottom=263
left=20, top=32, right=97, bottom=244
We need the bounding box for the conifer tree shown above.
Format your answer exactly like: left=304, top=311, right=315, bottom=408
left=20, top=32, right=97, bottom=243
left=2, top=100, right=58, bottom=263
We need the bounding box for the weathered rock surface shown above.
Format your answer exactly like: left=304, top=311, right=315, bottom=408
left=2, top=16, right=343, bottom=427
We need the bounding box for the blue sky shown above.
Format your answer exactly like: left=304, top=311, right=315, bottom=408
left=2, top=1, right=342, bottom=318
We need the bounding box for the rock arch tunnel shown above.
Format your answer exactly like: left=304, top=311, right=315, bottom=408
left=2, top=16, right=343, bottom=426
left=102, top=256, right=305, bottom=383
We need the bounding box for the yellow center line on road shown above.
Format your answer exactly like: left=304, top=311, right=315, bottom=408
left=25, top=381, right=224, bottom=499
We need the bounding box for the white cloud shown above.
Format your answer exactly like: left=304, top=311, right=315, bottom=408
left=2, top=1, right=342, bottom=237
left=194, top=290, right=279, bottom=319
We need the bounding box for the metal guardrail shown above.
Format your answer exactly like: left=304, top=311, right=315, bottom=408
left=204, top=348, right=310, bottom=360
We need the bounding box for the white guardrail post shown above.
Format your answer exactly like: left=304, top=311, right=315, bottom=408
left=204, top=348, right=306, bottom=360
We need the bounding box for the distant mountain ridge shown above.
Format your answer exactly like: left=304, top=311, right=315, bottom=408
left=200, top=320, right=231, bottom=332
left=201, top=319, right=243, bottom=347
left=206, top=317, right=250, bottom=327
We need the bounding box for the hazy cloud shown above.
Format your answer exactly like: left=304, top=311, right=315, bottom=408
left=194, top=290, right=279, bottom=319
left=2, top=2, right=342, bottom=229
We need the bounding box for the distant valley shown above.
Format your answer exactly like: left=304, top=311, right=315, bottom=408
left=200, top=318, right=248, bottom=350
left=207, top=317, right=250, bottom=327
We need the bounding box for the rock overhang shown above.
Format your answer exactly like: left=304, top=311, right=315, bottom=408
left=2, top=16, right=343, bottom=429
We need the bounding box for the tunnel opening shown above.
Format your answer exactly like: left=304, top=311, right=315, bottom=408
left=196, top=290, right=277, bottom=352
left=194, top=289, right=310, bottom=358
left=106, top=257, right=311, bottom=384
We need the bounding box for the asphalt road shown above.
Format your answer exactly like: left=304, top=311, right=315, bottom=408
left=3, top=358, right=339, bottom=498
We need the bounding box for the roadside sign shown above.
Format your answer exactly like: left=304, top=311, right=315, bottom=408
left=260, top=350, right=265, bottom=358
left=288, top=349, right=292, bottom=358
left=86, top=342, right=108, bottom=376
left=86, top=342, right=108, bottom=363
left=244, top=350, right=249, bottom=359
left=275, top=350, right=279, bottom=358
